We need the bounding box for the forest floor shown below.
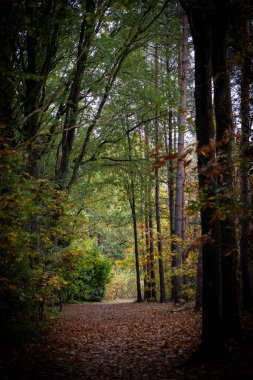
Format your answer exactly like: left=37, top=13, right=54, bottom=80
left=1, top=301, right=253, bottom=380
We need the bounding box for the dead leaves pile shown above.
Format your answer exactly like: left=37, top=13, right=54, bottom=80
left=3, top=302, right=253, bottom=379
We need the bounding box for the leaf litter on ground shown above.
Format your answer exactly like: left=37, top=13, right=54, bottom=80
left=1, top=301, right=253, bottom=379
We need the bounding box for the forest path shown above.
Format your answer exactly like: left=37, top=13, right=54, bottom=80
left=4, top=302, right=253, bottom=379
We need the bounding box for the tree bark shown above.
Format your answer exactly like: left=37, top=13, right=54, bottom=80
left=195, top=250, right=203, bottom=311
left=172, top=14, right=189, bottom=304
left=239, top=19, right=253, bottom=311
left=154, top=45, right=166, bottom=303
left=168, top=110, right=175, bottom=235
left=180, top=0, right=223, bottom=353
left=127, top=134, right=143, bottom=303
left=130, top=183, right=143, bottom=303
left=180, top=0, right=245, bottom=355
left=211, top=3, right=241, bottom=337
left=148, top=204, right=156, bottom=301
left=144, top=127, right=156, bottom=301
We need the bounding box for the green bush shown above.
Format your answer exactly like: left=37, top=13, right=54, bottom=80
left=61, top=245, right=112, bottom=302
left=0, top=149, right=72, bottom=340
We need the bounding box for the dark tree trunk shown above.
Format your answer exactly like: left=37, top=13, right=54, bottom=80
left=180, top=0, right=245, bottom=355
left=211, top=5, right=241, bottom=337
left=239, top=19, right=253, bottom=311
left=182, top=1, right=223, bottom=353
left=0, top=1, right=21, bottom=140
left=195, top=250, right=203, bottom=311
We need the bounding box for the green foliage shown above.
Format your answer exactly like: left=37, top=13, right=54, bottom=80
left=0, top=147, right=65, bottom=337
left=61, top=241, right=112, bottom=302
left=0, top=146, right=112, bottom=342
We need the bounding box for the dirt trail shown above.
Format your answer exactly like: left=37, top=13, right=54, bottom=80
left=2, top=302, right=253, bottom=379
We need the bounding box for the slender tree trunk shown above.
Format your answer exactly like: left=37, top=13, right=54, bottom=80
left=143, top=128, right=151, bottom=301
left=145, top=211, right=151, bottom=301
left=144, top=127, right=156, bottom=301
left=155, top=162, right=166, bottom=303
left=172, top=14, right=189, bottom=304
left=154, top=45, right=166, bottom=303
left=141, top=223, right=148, bottom=301
left=148, top=204, right=156, bottom=301
left=127, top=134, right=142, bottom=302
left=139, top=130, right=148, bottom=300
left=130, top=184, right=143, bottom=303
left=168, top=110, right=175, bottom=235
left=139, top=135, right=148, bottom=300
left=164, top=111, right=175, bottom=301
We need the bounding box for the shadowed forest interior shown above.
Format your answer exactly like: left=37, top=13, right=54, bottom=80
left=1, top=1, right=253, bottom=379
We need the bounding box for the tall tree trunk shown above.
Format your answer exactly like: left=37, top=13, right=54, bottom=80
left=211, top=4, right=241, bottom=338
left=164, top=111, right=175, bottom=301
left=145, top=211, right=151, bottom=301
left=168, top=110, right=175, bottom=235
left=172, top=14, right=189, bottom=304
left=181, top=1, right=223, bottom=353
left=155, top=160, right=166, bottom=303
left=130, top=182, right=143, bottom=303
left=148, top=203, right=156, bottom=301
left=139, top=130, right=149, bottom=301
left=140, top=222, right=148, bottom=301
left=180, top=0, right=244, bottom=354
left=144, top=127, right=156, bottom=301
left=126, top=134, right=143, bottom=303
left=154, top=45, right=166, bottom=303
left=239, top=19, right=253, bottom=311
